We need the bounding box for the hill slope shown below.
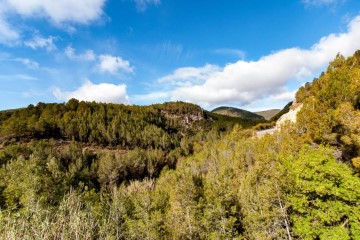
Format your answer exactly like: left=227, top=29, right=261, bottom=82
left=212, top=106, right=265, bottom=120
left=0, top=100, right=261, bottom=186
left=255, top=109, right=281, bottom=120
left=270, top=101, right=292, bottom=122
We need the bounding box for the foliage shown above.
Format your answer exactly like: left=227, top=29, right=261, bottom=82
left=270, top=101, right=292, bottom=122
left=285, top=146, right=360, bottom=239
left=295, top=51, right=360, bottom=160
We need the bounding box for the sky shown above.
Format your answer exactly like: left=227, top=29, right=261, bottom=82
left=1, top=0, right=360, bottom=111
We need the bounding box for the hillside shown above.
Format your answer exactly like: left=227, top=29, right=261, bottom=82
left=270, top=101, right=292, bottom=122
left=255, top=109, right=280, bottom=120
left=0, top=100, right=261, bottom=185
left=211, top=106, right=265, bottom=120
left=0, top=101, right=257, bottom=145
left=0, top=51, right=360, bottom=239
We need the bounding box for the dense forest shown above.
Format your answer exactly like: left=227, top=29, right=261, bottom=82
left=0, top=51, right=360, bottom=239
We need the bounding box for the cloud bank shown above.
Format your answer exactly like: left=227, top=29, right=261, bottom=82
left=0, top=0, right=106, bottom=44
left=3, top=0, right=106, bottom=24
left=155, top=15, right=360, bottom=108
left=53, top=80, right=130, bottom=104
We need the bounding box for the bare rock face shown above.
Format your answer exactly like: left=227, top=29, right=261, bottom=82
left=275, top=102, right=303, bottom=130
left=182, top=111, right=204, bottom=128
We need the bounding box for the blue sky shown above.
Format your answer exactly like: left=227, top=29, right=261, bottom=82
left=1, top=0, right=360, bottom=111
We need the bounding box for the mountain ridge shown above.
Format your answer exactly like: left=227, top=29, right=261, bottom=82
left=255, top=109, right=281, bottom=120
left=211, top=106, right=265, bottom=120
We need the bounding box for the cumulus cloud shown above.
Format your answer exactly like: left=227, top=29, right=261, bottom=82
left=0, top=0, right=106, bottom=46
left=97, top=54, right=134, bottom=75
left=53, top=80, right=130, bottom=104
left=158, top=15, right=360, bottom=107
left=65, top=45, right=96, bottom=61
left=3, top=0, right=106, bottom=24
left=133, top=0, right=161, bottom=12
left=24, top=36, right=57, bottom=51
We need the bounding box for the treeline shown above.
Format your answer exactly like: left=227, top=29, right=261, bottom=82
left=0, top=101, right=197, bottom=148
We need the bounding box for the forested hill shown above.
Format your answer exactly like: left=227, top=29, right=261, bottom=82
left=0, top=100, right=260, bottom=147
left=0, top=51, right=360, bottom=239
left=254, top=108, right=281, bottom=120
left=211, top=106, right=265, bottom=120
left=0, top=100, right=262, bottom=187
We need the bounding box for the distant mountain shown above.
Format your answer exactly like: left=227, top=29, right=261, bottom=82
left=255, top=109, right=281, bottom=120
left=211, top=106, right=265, bottom=120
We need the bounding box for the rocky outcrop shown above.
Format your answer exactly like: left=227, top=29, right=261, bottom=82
left=256, top=102, right=303, bottom=138
left=275, top=102, right=303, bottom=130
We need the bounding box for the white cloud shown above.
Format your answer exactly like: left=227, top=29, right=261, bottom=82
left=64, top=45, right=75, bottom=58
left=16, top=58, right=40, bottom=69
left=3, top=0, right=106, bottom=24
left=22, top=89, right=45, bottom=98
left=24, top=36, right=57, bottom=51
left=302, top=0, right=345, bottom=6
left=133, top=0, right=160, bottom=12
left=157, top=41, right=183, bottom=60
left=65, top=45, right=96, bottom=61
left=157, top=15, right=360, bottom=108
left=270, top=90, right=297, bottom=102
left=53, top=80, right=130, bottom=104
left=0, top=0, right=106, bottom=46
left=0, top=74, right=38, bottom=81
left=82, top=50, right=96, bottom=61
left=22, top=58, right=39, bottom=69
left=0, top=57, right=40, bottom=69
left=98, top=54, right=134, bottom=75
left=213, top=48, right=246, bottom=59
left=158, top=64, right=221, bottom=86
left=0, top=16, right=20, bottom=44
left=132, top=91, right=170, bottom=102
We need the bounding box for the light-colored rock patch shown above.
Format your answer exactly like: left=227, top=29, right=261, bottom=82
left=275, top=103, right=303, bottom=130
left=256, top=102, right=303, bottom=138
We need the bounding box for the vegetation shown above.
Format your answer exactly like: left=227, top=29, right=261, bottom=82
left=255, top=108, right=281, bottom=120
left=0, top=101, right=261, bottom=191
left=270, top=101, right=292, bottom=122
left=211, top=106, right=265, bottom=120
left=0, top=51, right=359, bottom=239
